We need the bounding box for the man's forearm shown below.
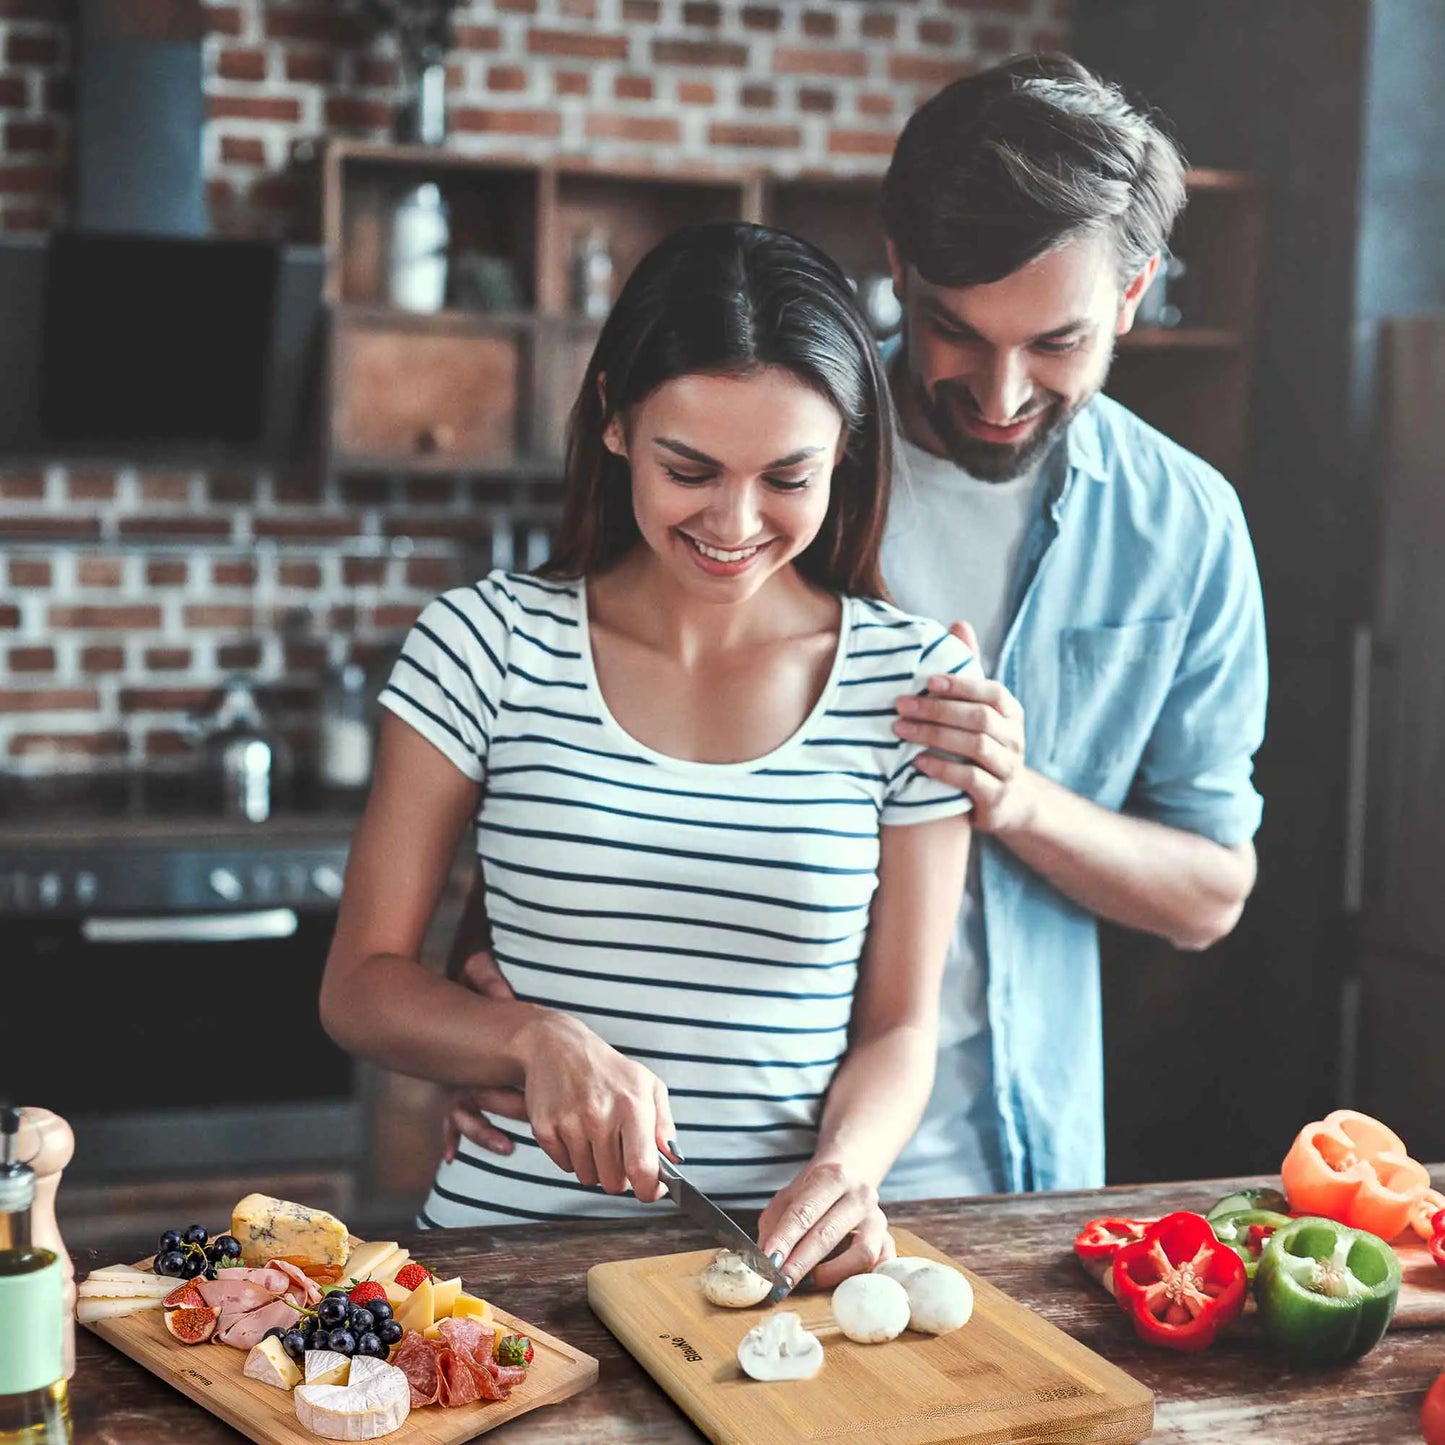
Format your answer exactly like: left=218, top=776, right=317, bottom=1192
left=997, top=769, right=1256, bottom=950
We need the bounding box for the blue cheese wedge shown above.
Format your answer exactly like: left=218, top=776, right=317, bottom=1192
left=231, top=1193, right=350, bottom=1268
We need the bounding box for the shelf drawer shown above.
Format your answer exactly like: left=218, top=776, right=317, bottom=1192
left=331, top=324, right=521, bottom=468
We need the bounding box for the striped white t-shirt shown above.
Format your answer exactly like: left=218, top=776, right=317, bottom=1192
left=379, top=568, right=975, bottom=1228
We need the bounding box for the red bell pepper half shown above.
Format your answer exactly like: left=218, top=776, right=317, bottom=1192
left=1073, top=1216, right=1159, bottom=1263
left=1112, top=1211, right=1248, bottom=1352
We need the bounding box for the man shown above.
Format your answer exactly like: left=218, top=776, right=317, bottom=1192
left=436, top=52, right=1266, bottom=1198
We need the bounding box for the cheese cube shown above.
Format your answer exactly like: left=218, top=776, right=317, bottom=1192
left=231, top=1194, right=350, bottom=1269
left=303, top=1350, right=352, bottom=1388
left=451, top=1292, right=491, bottom=1325
left=244, top=1336, right=302, bottom=1391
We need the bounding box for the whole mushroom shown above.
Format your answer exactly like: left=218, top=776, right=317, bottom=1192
left=700, top=1249, right=774, bottom=1308
left=872, top=1256, right=933, bottom=1286
left=736, top=1312, right=824, bottom=1381
left=903, top=1263, right=974, bottom=1335
left=831, top=1273, right=910, bottom=1344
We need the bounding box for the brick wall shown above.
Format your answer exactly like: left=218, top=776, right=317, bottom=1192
left=0, top=0, right=1071, bottom=774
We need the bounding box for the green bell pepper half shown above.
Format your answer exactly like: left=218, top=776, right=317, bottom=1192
left=1254, top=1216, right=1401, bottom=1364
left=1210, top=1208, right=1293, bottom=1282
left=1206, top=1186, right=1290, bottom=1222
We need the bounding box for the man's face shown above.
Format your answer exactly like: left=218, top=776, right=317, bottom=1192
left=889, top=232, right=1155, bottom=481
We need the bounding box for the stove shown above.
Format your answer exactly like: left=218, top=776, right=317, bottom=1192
left=0, top=771, right=368, bottom=1184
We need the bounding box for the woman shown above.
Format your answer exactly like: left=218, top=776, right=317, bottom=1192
left=320, top=221, right=973, bottom=1291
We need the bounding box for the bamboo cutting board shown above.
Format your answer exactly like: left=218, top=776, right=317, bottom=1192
left=80, top=1248, right=598, bottom=1444
left=588, top=1228, right=1153, bottom=1445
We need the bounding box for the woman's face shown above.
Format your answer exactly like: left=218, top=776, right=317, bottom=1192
left=604, top=366, right=846, bottom=603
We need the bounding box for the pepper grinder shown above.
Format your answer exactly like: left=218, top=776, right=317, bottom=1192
left=14, top=1109, right=74, bottom=1380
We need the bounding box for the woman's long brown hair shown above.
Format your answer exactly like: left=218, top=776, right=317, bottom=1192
left=537, top=221, right=896, bottom=601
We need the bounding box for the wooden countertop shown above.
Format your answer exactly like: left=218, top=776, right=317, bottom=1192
left=69, top=1170, right=1444, bottom=1444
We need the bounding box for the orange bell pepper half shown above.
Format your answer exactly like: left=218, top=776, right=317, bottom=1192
left=1280, top=1109, right=1430, bottom=1241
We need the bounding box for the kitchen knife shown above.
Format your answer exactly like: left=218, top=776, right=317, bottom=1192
left=658, top=1159, right=791, bottom=1302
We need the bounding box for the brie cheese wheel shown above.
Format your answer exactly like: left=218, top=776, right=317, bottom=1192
left=244, top=1336, right=301, bottom=1391
left=303, top=1350, right=352, bottom=1388
left=294, top=1355, right=410, bottom=1441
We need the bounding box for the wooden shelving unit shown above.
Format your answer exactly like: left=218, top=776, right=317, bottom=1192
left=317, top=145, right=1261, bottom=483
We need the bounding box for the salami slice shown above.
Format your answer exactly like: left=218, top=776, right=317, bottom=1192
left=392, top=1331, right=441, bottom=1407
left=437, top=1347, right=481, bottom=1408
left=436, top=1317, right=494, bottom=1360
left=491, top=1363, right=528, bottom=1390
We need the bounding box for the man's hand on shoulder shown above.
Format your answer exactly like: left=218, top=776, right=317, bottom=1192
left=894, top=620, right=1038, bottom=836
left=441, top=950, right=530, bottom=1162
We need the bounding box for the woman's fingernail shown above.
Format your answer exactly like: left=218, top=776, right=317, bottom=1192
left=768, top=1250, right=785, bottom=1269
left=668, top=1139, right=685, bottom=1162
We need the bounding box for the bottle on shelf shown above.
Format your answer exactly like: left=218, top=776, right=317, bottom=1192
left=571, top=226, right=614, bottom=322
left=0, top=1105, right=70, bottom=1444
left=318, top=638, right=375, bottom=793
left=388, top=181, right=450, bottom=314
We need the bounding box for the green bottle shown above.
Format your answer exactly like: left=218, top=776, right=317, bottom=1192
left=0, top=1107, right=69, bottom=1444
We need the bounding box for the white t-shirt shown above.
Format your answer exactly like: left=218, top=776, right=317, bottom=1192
left=878, top=437, right=1051, bottom=1201
left=381, top=570, right=976, bottom=1226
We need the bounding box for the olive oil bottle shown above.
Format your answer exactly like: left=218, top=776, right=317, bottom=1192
left=0, top=1107, right=69, bottom=1444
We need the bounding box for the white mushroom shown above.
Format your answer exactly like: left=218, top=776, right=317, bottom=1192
left=736, top=1311, right=824, bottom=1381
left=830, top=1273, right=910, bottom=1344
left=700, top=1249, right=774, bottom=1308
left=903, top=1263, right=974, bottom=1335
left=872, top=1256, right=933, bottom=1286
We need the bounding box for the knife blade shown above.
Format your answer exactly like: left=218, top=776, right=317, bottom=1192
left=658, top=1159, right=791, bottom=1301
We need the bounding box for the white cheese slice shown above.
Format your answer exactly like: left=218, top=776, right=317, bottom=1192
left=86, top=1264, right=146, bottom=1280
left=303, top=1350, right=352, bottom=1388
left=341, top=1241, right=400, bottom=1282
left=294, top=1356, right=410, bottom=1441
left=372, top=1249, right=410, bottom=1284
left=78, top=1276, right=176, bottom=1299
left=76, top=1296, right=165, bottom=1323
left=244, top=1336, right=302, bottom=1391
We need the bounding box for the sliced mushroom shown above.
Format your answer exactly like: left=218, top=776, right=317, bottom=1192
left=831, top=1273, right=910, bottom=1343
left=736, top=1311, right=824, bottom=1381
left=872, top=1256, right=933, bottom=1286
left=700, top=1249, right=774, bottom=1308
left=903, top=1263, right=974, bottom=1335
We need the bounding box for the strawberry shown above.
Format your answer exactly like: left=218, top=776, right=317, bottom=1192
left=393, top=1262, right=434, bottom=1292
left=494, top=1333, right=533, bottom=1367
left=347, top=1280, right=387, bottom=1308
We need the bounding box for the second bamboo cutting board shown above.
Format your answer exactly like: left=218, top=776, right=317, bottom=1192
left=588, top=1228, right=1152, bottom=1444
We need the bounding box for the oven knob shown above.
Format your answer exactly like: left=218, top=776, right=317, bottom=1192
left=38, top=872, right=62, bottom=908
left=74, top=871, right=99, bottom=907
left=251, top=864, right=276, bottom=900
left=310, top=865, right=343, bottom=900
left=209, top=867, right=244, bottom=903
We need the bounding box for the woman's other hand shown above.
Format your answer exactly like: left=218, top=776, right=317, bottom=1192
left=518, top=1012, right=679, bottom=1202
left=757, top=1157, right=895, bottom=1291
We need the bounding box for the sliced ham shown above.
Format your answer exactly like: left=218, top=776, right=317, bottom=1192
left=263, top=1258, right=322, bottom=1308
left=196, top=1276, right=282, bottom=1315
left=216, top=1296, right=299, bottom=1350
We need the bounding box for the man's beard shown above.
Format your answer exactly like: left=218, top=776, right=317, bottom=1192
left=911, top=343, right=1113, bottom=483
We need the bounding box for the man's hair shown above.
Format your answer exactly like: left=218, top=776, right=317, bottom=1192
left=882, top=52, right=1187, bottom=289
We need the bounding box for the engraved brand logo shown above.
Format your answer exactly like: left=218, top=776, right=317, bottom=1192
left=664, top=1334, right=702, bottom=1363
left=179, top=1367, right=214, bottom=1387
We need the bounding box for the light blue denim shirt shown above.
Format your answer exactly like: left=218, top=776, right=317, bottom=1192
left=894, top=392, right=1268, bottom=1193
